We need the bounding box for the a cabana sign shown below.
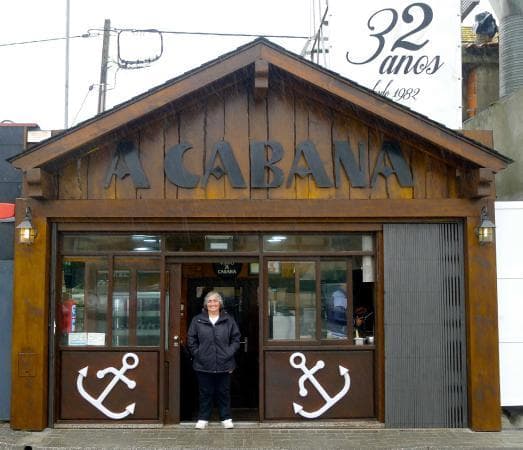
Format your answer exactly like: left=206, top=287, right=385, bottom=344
left=104, top=139, right=413, bottom=190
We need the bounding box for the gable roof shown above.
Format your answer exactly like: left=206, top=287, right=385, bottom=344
left=10, top=38, right=512, bottom=172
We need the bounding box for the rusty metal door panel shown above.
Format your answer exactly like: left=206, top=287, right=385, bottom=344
left=264, top=350, right=374, bottom=420
left=383, top=223, right=467, bottom=428
left=59, top=351, right=159, bottom=420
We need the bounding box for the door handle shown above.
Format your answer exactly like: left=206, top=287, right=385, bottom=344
left=240, top=337, right=248, bottom=353
left=173, top=335, right=179, bottom=347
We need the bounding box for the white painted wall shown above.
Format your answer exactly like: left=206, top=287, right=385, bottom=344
left=496, top=201, right=523, bottom=406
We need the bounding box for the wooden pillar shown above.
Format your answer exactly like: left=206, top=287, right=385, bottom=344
left=465, top=215, right=501, bottom=431
left=10, top=201, right=49, bottom=430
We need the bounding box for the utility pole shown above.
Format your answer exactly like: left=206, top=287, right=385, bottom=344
left=97, top=19, right=111, bottom=114
left=64, top=0, right=70, bottom=128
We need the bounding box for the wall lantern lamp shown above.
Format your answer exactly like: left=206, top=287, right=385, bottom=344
left=476, top=206, right=495, bottom=245
left=16, top=206, right=37, bottom=244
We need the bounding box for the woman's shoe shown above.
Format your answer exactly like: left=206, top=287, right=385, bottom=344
left=221, top=419, right=234, bottom=429
left=195, top=420, right=208, bottom=429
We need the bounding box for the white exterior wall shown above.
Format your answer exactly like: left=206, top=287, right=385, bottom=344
left=496, top=201, right=523, bottom=406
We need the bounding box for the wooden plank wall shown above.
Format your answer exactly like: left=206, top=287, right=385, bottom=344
left=57, top=79, right=460, bottom=202
left=10, top=213, right=49, bottom=430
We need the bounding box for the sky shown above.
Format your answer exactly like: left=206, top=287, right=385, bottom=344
left=0, top=0, right=495, bottom=131
left=0, top=0, right=313, bottom=130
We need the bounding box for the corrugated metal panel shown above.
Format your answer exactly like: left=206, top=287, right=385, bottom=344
left=499, top=13, right=523, bottom=97
left=384, top=223, right=467, bottom=428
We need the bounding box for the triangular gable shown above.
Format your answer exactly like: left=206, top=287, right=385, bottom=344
left=10, top=38, right=511, bottom=173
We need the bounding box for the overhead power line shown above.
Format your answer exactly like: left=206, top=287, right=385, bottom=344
left=0, top=32, right=99, bottom=47
left=0, top=28, right=308, bottom=49
left=90, top=27, right=309, bottom=40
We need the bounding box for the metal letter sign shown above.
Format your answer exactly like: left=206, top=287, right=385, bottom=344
left=289, top=352, right=351, bottom=419
left=114, top=138, right=414, bottom=190
left=76, top=352, right=139, bottom=420
left=104, top=140, right=150, bottom=189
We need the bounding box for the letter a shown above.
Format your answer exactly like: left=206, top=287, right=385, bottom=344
left=201, top=141, right=246, bottom=188
left=104, top=140, right=150, bottom=189
left=370, top=141, right=413, bottom=187
left=333, top=140, right=367, bottom=188
left=287, top=141, right=333, bottom=188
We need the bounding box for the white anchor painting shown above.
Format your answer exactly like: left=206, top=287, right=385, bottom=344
left=76, top=352, right=139, bottom=420
left=289, top=352, right=351, bottom=419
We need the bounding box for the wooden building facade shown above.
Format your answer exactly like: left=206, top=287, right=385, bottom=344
left=9, top=39, right=510, bottom=431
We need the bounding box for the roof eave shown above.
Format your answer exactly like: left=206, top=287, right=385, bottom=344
left=10, top=38, right=511, bottom=173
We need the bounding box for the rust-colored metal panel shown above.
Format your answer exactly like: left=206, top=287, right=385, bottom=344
left=308, top=102, right=334, bottom=200
left=88, top=143, right=115, bottom=200
left=138, top=120, right=165, bottom=200
left=411, top=149, right=427, bottom=199
left=205, top=92, right=226, bottom=199
left=369, top=130, right=387, bottom=200
left=332, top=114, right=351, bottom=200
left=249, top=85, right=269, bottom=200
left=30, top=198, right=480, bottom=221
left=114, top=134, right=140, bottom=200
left=178, top=105, right=206, bottom=200
left=294, top=95, right=310, bottom=199
left=464, top=215, right=501, bottom=431
left=224, top=84, right=250, bottom=200
left=447, top=165, right=459, bottom=198
left=18, top=353, right=37, bottom=377
left=264, top=350, right=374, bottom=420
left=59, top=157, right=88, bottom=200
left=164, top=115, right=180, bottom=200
left=267, top=83, right=295, bottom=200
left=10, top=212, right=49, bottom=431
left=426, top=157, right=449, bottom=199
left=386, top=141, right=413, bottom=200
left=59, top=351, right=159, bottom=421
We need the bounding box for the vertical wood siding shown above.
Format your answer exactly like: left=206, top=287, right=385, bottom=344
left=57, top=80, right=460, bottom=202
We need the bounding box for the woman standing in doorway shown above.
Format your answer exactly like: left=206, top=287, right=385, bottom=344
left=187, top=290, right=241, bottom=429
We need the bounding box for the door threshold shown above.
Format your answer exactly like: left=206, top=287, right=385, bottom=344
left=55, top=423, right=163, bottom=429
left=178, top=420, right=383, bottom=429
left=55, top=420, right=383, bottom=429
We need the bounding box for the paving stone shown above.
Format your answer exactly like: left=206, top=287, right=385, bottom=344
left=1, top=422, right=523, bottom=450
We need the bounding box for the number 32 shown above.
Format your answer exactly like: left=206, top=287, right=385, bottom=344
left=346, top=2, right=433, bottom=65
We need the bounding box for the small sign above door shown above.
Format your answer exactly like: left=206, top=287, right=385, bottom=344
left=213, top=263, right=243, bottom=278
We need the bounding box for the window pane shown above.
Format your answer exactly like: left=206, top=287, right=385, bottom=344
left=165, top=234, right=259, bottom=252
left=352, top=256, right=375, bottom=340
left=113, top=269, right=130, bottom=346
left=298, top=262, right=316, bottom=340
left=137, top=271, right=161, bottom=346
left=263, top=234, right=373, bottom=252
left=60, top=258, right=108, bottom=346
left=321, top=261, right=349, bottom=340
left=63, top=234, right=161, bottom=253
left=268, top=261, right=315, bottom=340
left=268, top=262, right=295, bottom=340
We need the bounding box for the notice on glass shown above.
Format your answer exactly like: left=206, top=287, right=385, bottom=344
left=87, top=333, right=106, bottom=346
left=68, top=332, right=88, bottom=346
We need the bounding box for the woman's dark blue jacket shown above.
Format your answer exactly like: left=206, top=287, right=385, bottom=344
left=187, top=311, right=241, bottom=373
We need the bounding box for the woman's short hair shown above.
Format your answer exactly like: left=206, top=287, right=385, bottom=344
left=203, top=291, right=224, bottom=309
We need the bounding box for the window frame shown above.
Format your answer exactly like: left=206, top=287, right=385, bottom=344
left=263, top=255, right=375, bottom=347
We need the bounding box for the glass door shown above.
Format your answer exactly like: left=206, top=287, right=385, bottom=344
left=181, top=263, right=259, bottom=421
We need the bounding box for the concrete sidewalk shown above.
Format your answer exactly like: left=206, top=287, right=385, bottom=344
left=1, top=421, right=523, bottom=450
